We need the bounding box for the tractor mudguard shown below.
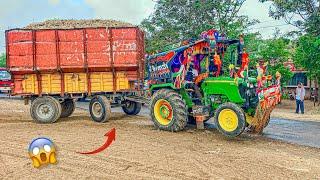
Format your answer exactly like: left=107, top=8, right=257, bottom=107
left=150, top=84, right=194, bottom=109
left=149, top=83, right=175, bottom=94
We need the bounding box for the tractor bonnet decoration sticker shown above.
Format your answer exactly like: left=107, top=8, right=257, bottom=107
left=149, top=62, right=171, bottom=79
left=149, top=51, right=175, bottom=64
left=148, top=51, right=176, bottom=79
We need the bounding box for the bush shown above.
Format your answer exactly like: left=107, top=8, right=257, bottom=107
left=281, top=92, right=289, bottom=100
left=0, top=53, right=5, bottom=67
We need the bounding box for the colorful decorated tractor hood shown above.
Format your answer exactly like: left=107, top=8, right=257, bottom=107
left=146, top=33, right=244, bottom=82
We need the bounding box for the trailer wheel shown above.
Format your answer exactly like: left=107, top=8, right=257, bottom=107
left=60, top=99, right=75, bottom=118
left=150, top=89, right=188, bottom=132
left=214, top=102, right=246, bottom=138
left=30, top=96, right=62, bottom=123
left=89, top=95, right=111, bottom=123
left=122, top=100, right=142, bottom=115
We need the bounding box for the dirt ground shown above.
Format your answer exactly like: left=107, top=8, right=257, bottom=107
left=271, top=99, right=320, bottom=121
left=0, top=99, right=320, bottom=179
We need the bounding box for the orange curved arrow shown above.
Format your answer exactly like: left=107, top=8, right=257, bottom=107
left=77, top=128, right=116, bottom=155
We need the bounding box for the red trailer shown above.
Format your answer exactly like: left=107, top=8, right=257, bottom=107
left=6, top=27, right=146, bottom=123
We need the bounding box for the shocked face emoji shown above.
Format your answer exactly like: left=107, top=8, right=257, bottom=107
left=28, top=137, right=57, bottom=168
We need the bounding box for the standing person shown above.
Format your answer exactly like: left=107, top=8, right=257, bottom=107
left=296, top=82, right=306, bottom=114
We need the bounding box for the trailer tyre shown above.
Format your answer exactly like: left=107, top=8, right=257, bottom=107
left=60, top=99, right=75, bottom=118
left=122, top=100, right=142, bottom=115
left=89, top=95, right=111, bottom=123
left=150, top=89, right=188, bottom=132
left=214, top=102, right=246, bottom=138
left=30, top=96, right=62, bottom=123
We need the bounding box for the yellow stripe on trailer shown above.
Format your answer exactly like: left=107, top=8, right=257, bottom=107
left=64, top=73, right=88, bottom=93
left=41, top=74, right=61, bottom=94
left=20, top=72, right=132, bottom=95
left=22, top=74, right=38, bottom=94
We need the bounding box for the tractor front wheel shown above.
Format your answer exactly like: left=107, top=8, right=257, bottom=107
left=150, top=89, right=188, bottom=132
left=214, top=102, right=246, bottom=138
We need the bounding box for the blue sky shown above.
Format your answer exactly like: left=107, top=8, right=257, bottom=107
left=0, top=0, right=296, bottom=53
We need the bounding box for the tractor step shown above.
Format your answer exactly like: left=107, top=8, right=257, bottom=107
left=194, top=116, right=206, bottom=129
left=192, top=105, right=210, bottom=130
left=192, top=105, right=210, bottom=117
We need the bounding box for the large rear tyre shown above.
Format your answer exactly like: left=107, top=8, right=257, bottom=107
left=214, top=102, right=246, bottom=138
left=89, top=95, right=111, bottom=123
left=150, top=89, right=188, bottom=132
left=60, top=99, right=75, bottom=118
left=122, top=100, right=142, bottom=115
left=30, top=96, right=62, bottom=123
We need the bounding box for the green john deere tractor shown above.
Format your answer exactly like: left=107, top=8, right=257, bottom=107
left=146, top=30, right=281, bottom=137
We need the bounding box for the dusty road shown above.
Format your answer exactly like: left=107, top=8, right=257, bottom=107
left=0, top=99, right=320, bottom=179
left=77, top=101, right=320, bottom=149
left=264, top=119, right=320, bottom=148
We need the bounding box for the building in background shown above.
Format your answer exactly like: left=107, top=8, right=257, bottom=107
left=283, top=59, right=315, bottom=99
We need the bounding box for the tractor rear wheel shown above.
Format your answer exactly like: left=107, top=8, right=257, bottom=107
left=214, top=102, right=246, bottom=137
left=122, top=100, right=142, bottom=115
left=150, top=89, right=188, bottom=132
left=30, top=96, right=62, bottom=123
left=60, top=99, right=75, bottom=118
left=89, top=95, right=111, bottom=123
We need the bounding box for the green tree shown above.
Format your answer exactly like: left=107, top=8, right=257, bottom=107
left=250, top=37, right=293, bottom=85
left=141, top=0, right=255, bottom=53
left=294, top=35, right=320, bottom=88
left=261, top=0, right=320, bottom=98
left=0, top=53, right=5, bottom=67
left=141, top=0, right=292, bottom=85
left=243, top=33, right=265, bottom=66
left=259, top=38, right=290, bottom=63
left=263, top=38, right=293, bottom=85
left=260, top=0, right=320, bottom=36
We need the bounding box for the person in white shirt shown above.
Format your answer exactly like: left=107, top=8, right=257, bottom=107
left=295, top=82, right=306, bottom=114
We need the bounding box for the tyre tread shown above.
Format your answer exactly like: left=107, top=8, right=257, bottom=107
left=150, top=89, right=187, bottom=132
left=89, top=95, right=111, bottom=123
left=214, top=102, right=246, bottom=138
left=30, top=96, right=62, bottom=123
